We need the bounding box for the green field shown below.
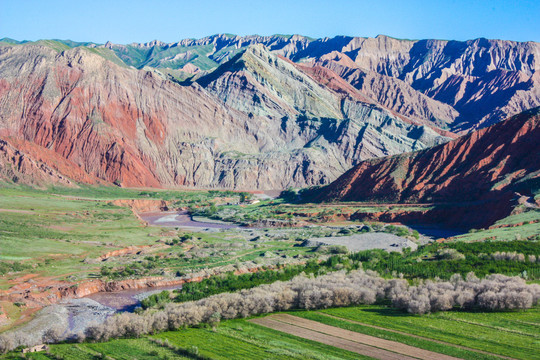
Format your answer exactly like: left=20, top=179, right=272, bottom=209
left=7, top=305, right=539, bottom=360
left=13, top=319, right=368, bottom=360
left=10, top=338, right=192, bottom=360
left=0, top=186, right=319, bottom=285
left=296, top=306, right=540, bottom=360
left=0, top=186, right=162, bottom=281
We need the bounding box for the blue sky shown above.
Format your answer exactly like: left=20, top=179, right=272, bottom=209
left=1, top=0, right=538, bottom=44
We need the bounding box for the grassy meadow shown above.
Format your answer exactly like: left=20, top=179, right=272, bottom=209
left=296, top=306, right=540, bottom=360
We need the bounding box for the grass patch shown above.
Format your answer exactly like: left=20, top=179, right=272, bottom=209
left=24, top=338, right=192, bottom=360
left=294, top=311, right=501, bottom=360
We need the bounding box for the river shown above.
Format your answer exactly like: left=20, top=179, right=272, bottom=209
left=84, top=284, right=183, bottom=312
left=139, top=210, right=239, bottom=229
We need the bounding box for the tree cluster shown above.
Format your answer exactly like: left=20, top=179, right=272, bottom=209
left=78, top=271, right=540, bottom=343
left=1, top=269, right=538, bottom=353
left=392, top=272, right=540, bottom=314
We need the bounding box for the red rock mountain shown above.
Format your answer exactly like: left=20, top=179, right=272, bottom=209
left=305, top=108, right=540, bottom=228
left=1, top=34, right=539, bottom=190
left=0, top=43, right=448, bottom=189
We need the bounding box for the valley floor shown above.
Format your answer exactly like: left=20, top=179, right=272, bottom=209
left=0, top=184, right=538, bottom=358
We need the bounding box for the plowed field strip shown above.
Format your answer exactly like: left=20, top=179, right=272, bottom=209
left=250, top=317, right=416, bottom=360
left=252, top=314, right=462, bottom=360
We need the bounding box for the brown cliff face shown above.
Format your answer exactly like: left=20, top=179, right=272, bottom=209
left=0, top=137, right=105, bottom=186
left=0, top=137, right=90, bottom=187
left=306, top=108, right=540, bottom=228
left=110, top=199, right=170, bottom=212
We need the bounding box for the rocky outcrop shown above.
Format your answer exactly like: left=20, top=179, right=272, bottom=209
left=110, top=199, right=170, bottom=212
left=305, top=108, right=540, bottom=228
left=57, top=277, right=189, bottom=299
left=0, top=137, right=105, bottom=186
left=97, top=245, right=153, bottom=261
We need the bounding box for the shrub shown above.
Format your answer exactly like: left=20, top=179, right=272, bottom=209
left=492, top=251, right=526, bottom=262
left=141, top=290, right=171, bottom=309
left=435, top=249, right=465, bottom=261
left=392, top=273, right=540, bottom=314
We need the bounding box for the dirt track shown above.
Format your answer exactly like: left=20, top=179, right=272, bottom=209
left=250, top=314, right=461, bottom=360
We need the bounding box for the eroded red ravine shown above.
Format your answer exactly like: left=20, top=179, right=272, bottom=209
left=0, top=264, right=297, bottom=317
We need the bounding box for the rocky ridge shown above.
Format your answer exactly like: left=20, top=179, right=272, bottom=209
left=101, top=34, right=540, bottom=132
left=2, top=33, right=539, bottom=190
left=0, top=42, right=449, bottom=189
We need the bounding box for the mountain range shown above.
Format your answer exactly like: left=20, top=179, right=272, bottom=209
left=0, top=34, right=539, bottom=190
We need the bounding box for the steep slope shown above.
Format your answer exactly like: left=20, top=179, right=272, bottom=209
left=310, top=51, right=460, bottom=130
left=0, top=138, right=79, bottom=187
left=198, top=44, right=343, bottom=120
left=198, top=45, right=449, bottom=164
left=0, top=43, right=448, bottom=190
left=296, top=36, right=540, bottom=131
left=308, top=107, right=540, bottom=203
left=0, top=44, right=265, bottom=189
left=305, top=108, right=540, bottom=227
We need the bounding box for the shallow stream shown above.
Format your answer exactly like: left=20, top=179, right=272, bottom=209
left=139, top=210, right=239, bottom=229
